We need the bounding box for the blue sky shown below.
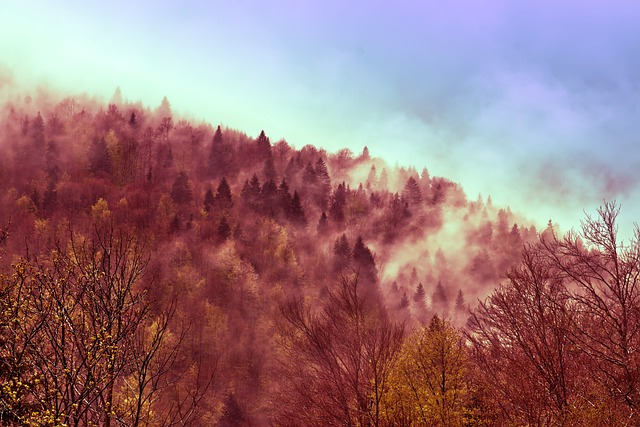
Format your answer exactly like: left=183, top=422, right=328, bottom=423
left=2, top=0, right=640, bottom=236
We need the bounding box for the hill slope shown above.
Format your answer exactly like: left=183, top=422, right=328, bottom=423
left=0, top=93, right=538, bottom=425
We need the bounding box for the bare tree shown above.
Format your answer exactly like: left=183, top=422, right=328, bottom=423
left=539, top=201, right=640, bottom=420
left=275, top=273, right=403, bottom=426
left=468, top=201, right=640, bottom=425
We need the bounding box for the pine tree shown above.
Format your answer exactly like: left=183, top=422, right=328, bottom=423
left=278, top=179, right=292, bottom=213
left=302, top=161, right=317, bottom=185
left=204, top=188, right=214, bottom=212
left=432, top=280, right=449, bottom=313
left=287, top=191, right=307, bottom=226
left=261, top=179, right=279, bottom=215
left=403, top=176, right=422, bottom=206
left=218, top=216, right=232, bottom=240
left=399, top=292, right=409, bottom=309
left=317, top=211, right=328, bottom=235
left=366, top=165, right=377, bottom=189
left=31, top=111, right=45, bottom=148
left=214, top=177, right=233, bottom=210
left=256, top=130, right=272, bottom=158
left=209, top=125, right=226, bottom=177
left=413, top=283, right=426, bottom=306
left=352, top=236, right=375, bottom=268
left=332, top=234, right=351, bottom=271
left=170, top=171, right=193, bottom=205
left=455, top=289, right=466, bottom=313
left=329, top=183, right=347, bottom=223
left=241, top=174, right=261, bottom=210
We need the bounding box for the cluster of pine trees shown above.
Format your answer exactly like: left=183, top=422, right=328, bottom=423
left=0, top=93, right=637, bottom=425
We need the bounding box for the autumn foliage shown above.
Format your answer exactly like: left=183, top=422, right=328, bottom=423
left=0, top=93, right=637, bottom=425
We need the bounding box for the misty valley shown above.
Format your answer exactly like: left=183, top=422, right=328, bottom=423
left=0, top=93, right=639, bottom=426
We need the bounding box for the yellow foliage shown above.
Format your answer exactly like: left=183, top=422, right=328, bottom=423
left=382, top=317, right=474, bottom=427
left=16, top=194, right=37, bottom=214
left=90, top=198, right=111, bottom=222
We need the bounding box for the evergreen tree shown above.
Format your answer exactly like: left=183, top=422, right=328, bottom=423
left=256, top=130, right=272, bottom=158
left=413, top=283, right=426, bottom=308
left=352, top=236, right=375, bottom=268
left=333, top=234, right=351, bottom=271
left=241, top=174, right=261, bottom=210
left=315, top=157, right=331, bottom=210
left=287, top=191, right=307, bottom=226
left=366, top=164, right=377, bottom=189
left=455, top=289, right=466, bottom=313
left=278, top=179, right=292, bottom=213
left=302, top=161, right=317, bottom=185
left=432, top=280, right=449, bottom=313
left=263, top=154, right=277, bottom=182
left=353, top=236, right=377, bottom=284
left=218, top=216, right=232, bottom=240
left=261, top=179, right=279, bottom=215
left=214, top=177, right=233, bottom=210
left=31, top=111, right=45, bottom=148
left=317, top=211, right=328, bottom=235
left=170, top=171, right=194, bottom=205
left=203, top=188, right=214, bottom=212
left=399, top=292, right=410, bottom=309
left=329, top=183, right=347, bottom=223
left=209, top=125, right=226, bottom=177
left=403, top=176, right=422, bottom=206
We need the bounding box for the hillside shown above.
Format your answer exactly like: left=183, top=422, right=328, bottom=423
left=1, top=93, right=637, bottom=426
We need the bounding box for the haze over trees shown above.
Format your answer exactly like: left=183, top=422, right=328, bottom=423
left=0, top=92, right=637, bottom=425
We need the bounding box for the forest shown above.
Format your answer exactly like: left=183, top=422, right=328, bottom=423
left=0, top=92, right=639, bottom=426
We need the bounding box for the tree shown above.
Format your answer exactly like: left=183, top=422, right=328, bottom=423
left=317, top=211, right=328, bottom=235
left=467, top=243, right=584, bottom=426
left=402, top=176, right=422, bottom=206
left=329, top=183, right=347, bottom=224
left=414, top=282, right=426, bottom=308
left=432, top=281, right=449, bottom=314
left=382, top=316, right=477, bottom=426
left=287, top=191, right=307, bottom=226
left=332, top=234, right=351, bottom=272
left=0, top=224, right=186, bottom=426
left=255, top=130, right=271, bottom=159
left=209, top=125, right=228, bottom=178
left=171, top=171, right=194, bottom=205
left=352, top=236, right=377, bottom=285
left=535, top=202, right=640, bottom=421
left=214, top=177, right=234, bottom=210
left=241, top=174, right=261, bottom=211
left=203, top=188, right=215, bottom=213
left=89, top=136, right=111, bottom=176
left=218, top=216, right=232, bottom=241
left=454, top=289, right=465, bottom=314
left=276, top=274, right=403, bottom=426
left=31, top=111, right=45, bottom=148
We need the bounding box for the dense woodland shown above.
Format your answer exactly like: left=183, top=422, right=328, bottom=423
left=0, top=92, right=639, bottom=426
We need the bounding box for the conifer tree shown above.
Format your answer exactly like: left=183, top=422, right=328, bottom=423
left=171, top=171, right=194, bottom=205
left=414, top=282, right=426, bottom=306
left=287, top=191, right=306, bottom=226
left=214, top=177, right=234, bottom=210
left=403, top=176, right=422, bottom=206
left=455, top=289, right=466, bottom=313
left=204, top=188, right=214, bottom=212
left=317, top=211, right=328, bottom=235
left=218, top=216, right=232, bottom=240
left=432, top=280, right=449, bottom=313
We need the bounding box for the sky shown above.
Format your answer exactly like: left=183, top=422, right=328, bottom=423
left=1, top=0, right=640, bottom=237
